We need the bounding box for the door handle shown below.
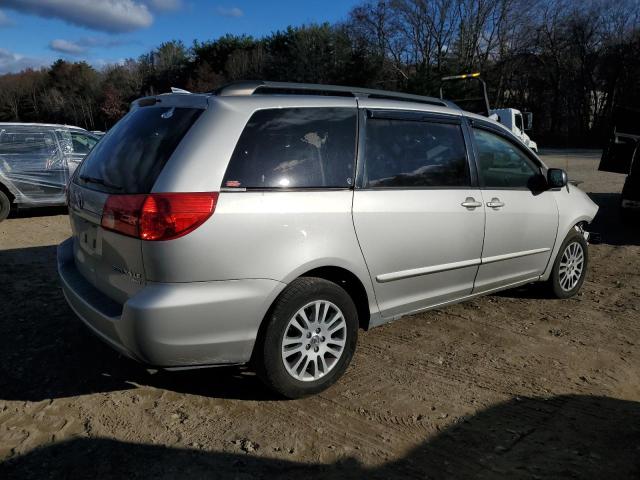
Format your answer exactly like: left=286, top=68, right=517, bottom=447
left=487, top=197, right=505, bottom=208
left=461, top=197, right=483, bottom=209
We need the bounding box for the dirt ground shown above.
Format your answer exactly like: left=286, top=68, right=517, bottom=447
left=1, top=150, right=639, bottom=479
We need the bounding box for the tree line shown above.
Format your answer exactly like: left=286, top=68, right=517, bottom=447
left=0, top=0, right=638, bottom=147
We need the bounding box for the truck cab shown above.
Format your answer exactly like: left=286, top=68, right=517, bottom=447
left=438, top=74, right=539, bottom=153
left=490, top=108, right=538, bottom=152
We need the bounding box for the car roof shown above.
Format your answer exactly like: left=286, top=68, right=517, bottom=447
left=213, top=80, right=456, bottom=108
left=130, top=82, right=536, bottom=154
left=131, top=82, right=529, bottom=142
left=132, top=81, right=462, bottom=114
left=0, top=122, right=91, bottom=132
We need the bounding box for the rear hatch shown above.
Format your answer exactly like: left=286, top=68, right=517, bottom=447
left=68, top=97, right=205, bottom=304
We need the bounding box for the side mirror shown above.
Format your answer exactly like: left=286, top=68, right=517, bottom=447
left=524, top=112, right=533, bottom=131
left=547, top=168, right=568, bottom=188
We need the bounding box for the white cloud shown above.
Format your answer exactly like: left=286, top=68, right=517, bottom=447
left=0, top=10, right=13, bottom=26
left=48, top=36, right=136, bottom=56
left=0, top=0, right=154, bottom=33
left=0, top=48, right=48, bottom=74
left=83, top=36, right=137, bottom=48
left=49, top=39, right=87, bottom=55
left=215, top=6, right=243, bottom=18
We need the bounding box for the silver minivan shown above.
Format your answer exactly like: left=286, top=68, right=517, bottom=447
left=58, top=82, right=598, bottom=398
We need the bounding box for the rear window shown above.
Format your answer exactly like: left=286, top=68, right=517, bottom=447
left=75, top=106, right=202, bottom=193
left=222, top=107, right=357, bottom=189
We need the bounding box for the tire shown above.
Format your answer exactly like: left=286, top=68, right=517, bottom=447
left=547, top=229, right=589, bottom=299
left=254, top=277, right=358, bottom=399
left=0, top=189, right=10, bottom=222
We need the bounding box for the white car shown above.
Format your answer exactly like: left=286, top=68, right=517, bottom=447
left=0, top=123, right=99, bottom=220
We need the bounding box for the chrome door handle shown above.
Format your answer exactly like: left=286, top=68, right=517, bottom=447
left=461, top=197, right=483, bottom=209
left=487, top=197, right=505, bottom=208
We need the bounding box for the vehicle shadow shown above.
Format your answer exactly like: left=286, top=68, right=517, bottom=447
left=1, top=394, right=638, bottom=479
left=492, top=282, right=550, bottom=300
left=588, top=192, right=640, bottom=246
left=0, top=245, right=278, bottom=403
left=9, top=205, right=68, bottom=219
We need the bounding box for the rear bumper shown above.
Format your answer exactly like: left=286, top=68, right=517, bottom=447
left=57, top=238, right=286, bottom=367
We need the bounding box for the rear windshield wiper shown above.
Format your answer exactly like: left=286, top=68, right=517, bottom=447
left=78, top=175, right=122, bottom=191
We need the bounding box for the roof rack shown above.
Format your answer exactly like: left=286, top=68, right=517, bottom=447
left=213, top=81, right=453, bottom=107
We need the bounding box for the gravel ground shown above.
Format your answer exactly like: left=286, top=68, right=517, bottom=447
left=1, top=150, right=639, bottom=479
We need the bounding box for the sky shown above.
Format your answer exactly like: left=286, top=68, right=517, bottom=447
left=0, top=0, right=362, bottom=74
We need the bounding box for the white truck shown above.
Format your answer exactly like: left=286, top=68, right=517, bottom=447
left=489, top=108, right=538, bottom=152
left=440, top=73, right=539, bottom=152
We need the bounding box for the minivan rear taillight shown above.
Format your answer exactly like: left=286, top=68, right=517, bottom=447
left=101, top=192, right=218, bottom=241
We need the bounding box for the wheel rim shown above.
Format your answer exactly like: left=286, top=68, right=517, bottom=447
left=281, top=300, right=347, bottom=382
left=558, top=241, right=585, bottom=292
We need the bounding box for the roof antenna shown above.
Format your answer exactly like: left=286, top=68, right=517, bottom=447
left=170, top=87, right=191, bottom=94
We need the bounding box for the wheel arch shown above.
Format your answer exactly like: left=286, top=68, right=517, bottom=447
left=297, top=266, right=372, bottom=331
left=0, top=180, right=15, bottom=204
left=250, top=264, right=375, bottom=368
left=254, top=262, right=375, bottom=353
left=541, top=217, right=592, bottom=281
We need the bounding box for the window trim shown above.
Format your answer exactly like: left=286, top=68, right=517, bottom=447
left=220, top=186, right=354, bottom=193
left=355, top=109, right=477, bottom=190
left=466, top=117, right=545, bottom=191
left=221, top=106, right=359, bottom=191
left=367, top=109, right=463, bottom=125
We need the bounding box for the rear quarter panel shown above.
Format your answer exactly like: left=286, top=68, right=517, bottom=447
left=141, top=191, right=379, bottom=319
left=145, top=95, right=379, bottom=317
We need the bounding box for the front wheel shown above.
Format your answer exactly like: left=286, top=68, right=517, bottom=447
left=547, top=229, right=589, bottom=299
left=254, top=277, right=358, bottom=399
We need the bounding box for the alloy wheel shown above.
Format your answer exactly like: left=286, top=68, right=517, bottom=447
left=559, top=241, right=585, bottom=291
left=281, top=300, right=347, bottom=382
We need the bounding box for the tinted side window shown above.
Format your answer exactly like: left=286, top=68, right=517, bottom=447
left=0, top=130, right=58, bottom=156
left=222, top=108, right=356, bottom=189
left=362, top=118, right=470, bottom=188
left=473, top=128, right=539, bottom=188
left=70, top=131, right=98, bottom=154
